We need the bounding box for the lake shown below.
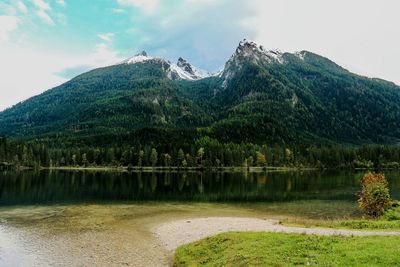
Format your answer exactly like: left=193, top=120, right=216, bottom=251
left=2, top=170, right=400, bottom=205
left=0, top=170, right=399, bottom=266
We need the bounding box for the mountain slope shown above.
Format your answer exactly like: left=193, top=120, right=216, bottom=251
left=213, top=40, right=400, bottom=144
left=1, top=40, right=399, bottom=146
left=0, top=57, right=215, bottom=139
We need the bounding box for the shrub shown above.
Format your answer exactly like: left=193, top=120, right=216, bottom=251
left=382, top=208, right=400, bottom=221
left=357, top=172, right=391, bottom=218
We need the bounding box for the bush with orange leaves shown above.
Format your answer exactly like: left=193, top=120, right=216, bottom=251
left=357, top=172, right=391, bottom=218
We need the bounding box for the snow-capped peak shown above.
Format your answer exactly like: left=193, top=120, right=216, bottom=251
left=235, top=39, right=284, bottom=64
left=121, top=51, right=154, bottom=64
left=177, top=57, right=194, bottom=73
left=220, top=39, right=286, bottom=88
left=119, top=52, right=210, bottom=81
left=172, top=57, right=211, bottom=80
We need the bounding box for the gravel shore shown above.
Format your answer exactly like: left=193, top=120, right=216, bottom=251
left=154, top=217, right=400, bottom=251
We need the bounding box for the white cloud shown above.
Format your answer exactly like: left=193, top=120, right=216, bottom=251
left=126, top=27, right=138, bottom=34
left=33, top=0, right=51, bottom=11
left=184, top=0, right=216, bottom=4
left=0, top=39, right=123, bottom=111
left=98, top=33, right=114, bottom=42
left=17, top=2, right=28, bottom=13
left=37, top=9, right=55, bottom=25
left=32, top=0, right=55, bottom=25
left=0, top=2, right=17, bottom=15
left=90, top=43, right=122, bottom=66
left=0, top=12, right=122, bottom=111
left=56, top=0, right=66, bottom=6
left=0, top=16, right=19, bottom=41
left=112, top=8, right=125, bottom=13
left=0, top=43, right=66, bottom=111
left=116, top=0, right=159, bottom=13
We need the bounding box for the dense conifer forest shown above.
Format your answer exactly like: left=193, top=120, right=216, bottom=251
left=1, top=136, right=400, bottom=170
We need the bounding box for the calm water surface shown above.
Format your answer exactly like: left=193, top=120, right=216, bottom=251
left=1, top=170, right=400, bottom=205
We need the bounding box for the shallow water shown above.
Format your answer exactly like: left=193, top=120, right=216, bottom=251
left=0, top=203, right=273, bottom=266
left=0, top=170, right=399, bottom=266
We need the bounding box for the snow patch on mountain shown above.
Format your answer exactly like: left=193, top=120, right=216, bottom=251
left=236, top=39, right=285, bottom=64
left=295, top=51, right=306, bottom=61
left=120, top=52, right=210, bottom=81
left=172, top=57, right=211, bottom=80
left=120, top=51, right=155, bottom=64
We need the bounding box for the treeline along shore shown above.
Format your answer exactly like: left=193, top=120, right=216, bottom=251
left=1, top=136, right=400, bottom=171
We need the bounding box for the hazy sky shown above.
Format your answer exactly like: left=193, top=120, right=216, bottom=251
left=0, top=0, right=399, bottom=111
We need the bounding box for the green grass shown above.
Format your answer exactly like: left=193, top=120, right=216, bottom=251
left=248, top=201, right=400, bottom=231
left=333, top=220, right=400, bottom=230
left=173, top=232, right=400, bottom=266
left=331, top=207, right=400, bottom=230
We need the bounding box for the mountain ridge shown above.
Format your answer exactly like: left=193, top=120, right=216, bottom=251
left=1, top=39, right=399, bottom=146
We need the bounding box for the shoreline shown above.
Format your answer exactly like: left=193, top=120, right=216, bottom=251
left=20, top=166, right=400, bottom=172
left=6, top=165, right=400, bottom=173
left=154, top=217, right=400, bottom=252
left=42, top=166, right=316, bottom=172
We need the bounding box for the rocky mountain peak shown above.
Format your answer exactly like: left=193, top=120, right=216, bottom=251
left=177, top=57, right=195, bottom=75
left=121, top=50, right=154, bottom=65
left=219, top=39, right=285, bottom=88
left=136, top=51, right=148, bottom=57
left=234, top=39, right=282, bottom=62
left=119, top=52, right=209, bottom=81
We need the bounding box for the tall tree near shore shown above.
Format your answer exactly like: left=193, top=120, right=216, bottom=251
left=257, top=152, right=266, bottom=167
left=163, top=153, right=172, bottom=167
left=197, top=147, right=205, bottom=167
left=285, top=148, right=293, bottom=165
left=150, top=148, right=158, bottom=167
left=82, top=153, right=88, bottom=167
left=177, top=148, right=185, bottom=167
left=138, top=150, right=144, bottom=167
left=247, top=156, right=254, bottom=167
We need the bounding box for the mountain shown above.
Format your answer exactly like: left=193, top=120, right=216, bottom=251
left=1, top=39, right=399, bottom=146
left=212, top=40, right=400, bottom=144
left=120, top=51, right=210, bottom=80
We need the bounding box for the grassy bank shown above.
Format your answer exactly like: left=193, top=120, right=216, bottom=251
left=282, top=218, right=400, bottom=231
left=174, top=232, right=400, bottom=266
left=239, top=201, right=400, bottom=231
left=281, top=209, right=400, bottom=231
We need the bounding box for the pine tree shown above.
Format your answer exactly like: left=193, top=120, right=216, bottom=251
left=138, top=150, right=144, bottom=167
left=150, top=148, right=158, bottom=167
left=177, top=148, right=185, bottom=167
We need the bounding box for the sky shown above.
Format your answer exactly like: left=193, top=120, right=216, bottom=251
left=0, top=0, right=399, bottom=111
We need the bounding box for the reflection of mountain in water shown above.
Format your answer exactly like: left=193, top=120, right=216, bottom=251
left=1, top=171, right=399, bottom=205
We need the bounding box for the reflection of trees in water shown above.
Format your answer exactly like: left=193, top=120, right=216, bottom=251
left=177, top=173, right=186, bottom=191
left=286, top=178, right=292, bottom=192
left=163, top=172, right=171, bottom=186
left=197, top=172, right=203, bottom=193
left=138, top=172, right=143, bottom=189
left=151, top=173, right=157, bottom=192
left=257, top=173, right=267, bottom=186
left=1, top=170, right=399, bottom=204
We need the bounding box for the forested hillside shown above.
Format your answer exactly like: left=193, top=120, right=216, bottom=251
left=1, top=40, right=399, bottom=147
